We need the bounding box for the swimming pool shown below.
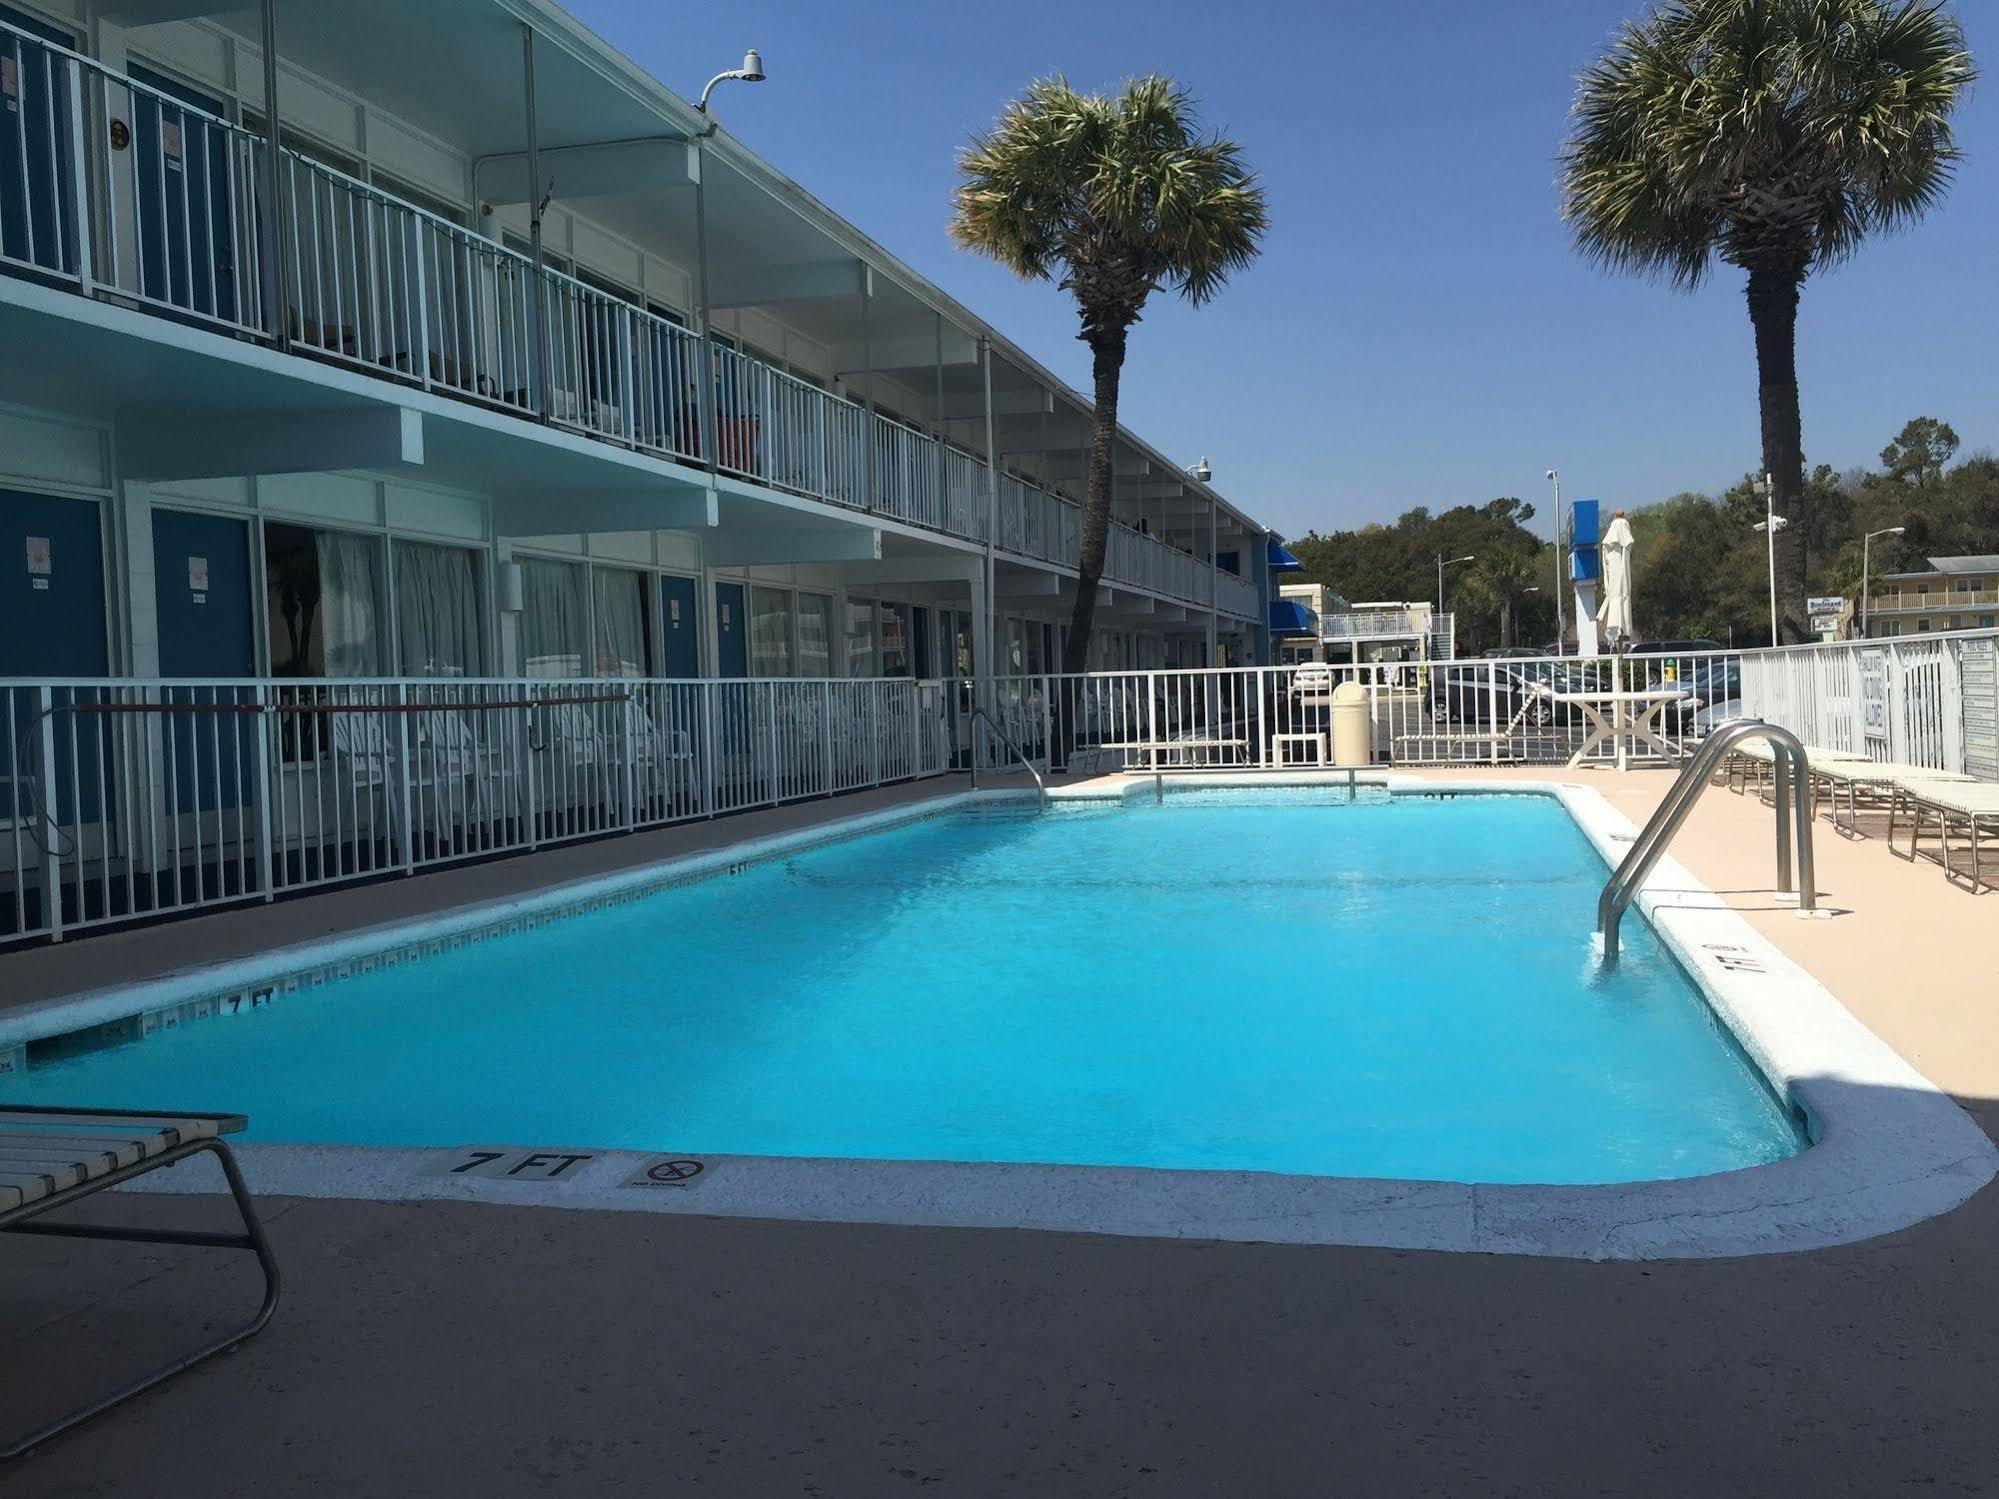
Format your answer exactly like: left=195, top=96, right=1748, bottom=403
left=12, top=787, right=1803, bottom=1186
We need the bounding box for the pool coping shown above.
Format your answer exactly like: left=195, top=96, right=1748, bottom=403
left=7, top=772, right=1994, bottom=1260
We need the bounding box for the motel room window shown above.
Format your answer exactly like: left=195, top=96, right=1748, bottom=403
left=518, top=557, right=588, bottom=677
left=1981, top=615, right=1996, bottom=629
left=750, top=586, right=795, bottom=677
left=845, top=597, right=879, bottom=677
left=394, top=540, right=486, bottom=677
left=797, top=593, right=833, bottom=677
left=879, top=602, right=911, bottom=677
left=591, top=566, right=653, bottom=678
left=264, top=523, right=385, bottom=678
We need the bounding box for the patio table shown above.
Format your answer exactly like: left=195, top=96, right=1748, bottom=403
left=1551, top=687, right=1693, bottom=771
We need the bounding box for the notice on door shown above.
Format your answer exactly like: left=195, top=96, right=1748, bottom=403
left=188, top=554, right=208, bottom=604
left=25, top=535, right=49, bottom=591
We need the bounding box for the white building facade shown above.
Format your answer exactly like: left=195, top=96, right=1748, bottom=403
left=0, top=0, right=1273, bottom=695
left=0, top=0, right=1279, bottom=942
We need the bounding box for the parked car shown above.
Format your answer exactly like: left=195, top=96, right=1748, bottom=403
left=1428, top=660, right=1576, bottom=727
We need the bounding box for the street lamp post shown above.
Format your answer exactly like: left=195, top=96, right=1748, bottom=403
left=1437, top=552, right=1475, bottom=647
left=1546, top=469, right=1565, bottom=650
left=1861, top=525, right=1906, bottom=639
left=1750, top=472, right=1785, bottom=647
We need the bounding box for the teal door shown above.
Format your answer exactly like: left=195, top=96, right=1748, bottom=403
left=128, top=63, right=240, bottom=324
left=0, top=5, right=79, bottom=281
left=659, top=574, right=699, bottom=678
left=0, top=489, right=108, bottom=827
left=714, top=580, right=747, bottom=678
left=151, top=509, right=255, bottom=815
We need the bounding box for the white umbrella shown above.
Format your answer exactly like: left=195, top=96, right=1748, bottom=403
left=1598, top=511, right=1636, bottom=644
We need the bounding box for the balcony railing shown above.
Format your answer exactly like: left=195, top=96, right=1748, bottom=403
left=1322, top=609, right=1433, bottom=638
left=1871, top=589, right=1999, bottom=613
left=0, top=19, right=1250, bottom=617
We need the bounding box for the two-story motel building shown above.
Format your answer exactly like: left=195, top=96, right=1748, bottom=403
left=0, top=0, right=1277, bottom=704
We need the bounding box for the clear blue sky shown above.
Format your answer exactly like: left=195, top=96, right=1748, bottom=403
left=566, top=0, right=1998, bottom=541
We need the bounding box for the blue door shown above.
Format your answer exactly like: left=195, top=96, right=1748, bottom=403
left=659, top=574, right=699, bottom=678
left=0, top=4, right=79, bottom=280
left=714, top=580, right=747, bottom=678
left=128, top=63, right=239, bottom=324
left=0, top=489, right=108, bottom=826
left=152, top=509, right=254, bottom=814
left=912, top=606, right=930, bottom=679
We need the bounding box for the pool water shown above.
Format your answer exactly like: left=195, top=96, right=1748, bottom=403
left=12, top=790, right=1804, bottom=1185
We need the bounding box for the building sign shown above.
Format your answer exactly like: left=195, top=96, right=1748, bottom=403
left=1808, top=596, right=1845, bottom=638
left=1960, top=637, right=1997, bottom=782
left=1860, top=649, right=1889, bottom=744
left=25, top=535, right=50, bottom=592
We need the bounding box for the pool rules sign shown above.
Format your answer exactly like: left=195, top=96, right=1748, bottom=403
left=1962, top=638, right=1997, bottom=782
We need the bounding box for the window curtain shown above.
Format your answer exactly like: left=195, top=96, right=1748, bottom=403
left=395, top=541, right=483, bottom=677
left=750, top=586, right=794, bottom=677
left=520, top=558, right=587, bottom=677
left=844, top=598, right=878, bottom=678
left=315, top=530, right=383, bottom=677
left=592, top=567, right=649, bottom=678
left=797, top=593, right=833, bottom=678
left=879, top=603, right=910, bottom=677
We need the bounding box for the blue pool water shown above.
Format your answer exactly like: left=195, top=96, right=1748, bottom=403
left=12, top=790, right=1803, bottom=1185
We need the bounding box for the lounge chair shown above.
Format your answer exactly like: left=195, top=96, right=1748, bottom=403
left=1, top=1107, right=279, bottom=1457
left=1891, top=780, right=1999, bottom=892
left=1803, top=760, right=1972, bottom=836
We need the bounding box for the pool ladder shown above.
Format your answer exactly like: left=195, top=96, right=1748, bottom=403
left=1597, top=719, right=1816, bottom=961
left=968, top=706, right=1049, bottom=813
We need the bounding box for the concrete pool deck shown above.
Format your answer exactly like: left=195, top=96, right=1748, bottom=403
left=6, top=765, right=1999, bottom=1492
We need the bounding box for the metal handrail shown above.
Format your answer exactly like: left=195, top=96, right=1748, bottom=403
left=1597, top=718, right=1816, bottom=960
left=968, top=706, right=1048, bottom=813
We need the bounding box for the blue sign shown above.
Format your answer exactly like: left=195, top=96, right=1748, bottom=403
left=1569, top=498, right=1601, bottom=582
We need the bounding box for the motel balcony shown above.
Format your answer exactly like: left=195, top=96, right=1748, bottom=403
left=0, top=6, right=1261, bottom=625
left=1869, top=589, right=1999, bottom=614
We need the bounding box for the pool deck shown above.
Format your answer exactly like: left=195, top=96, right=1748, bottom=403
left=6, top=765, right=1999, bottom=1494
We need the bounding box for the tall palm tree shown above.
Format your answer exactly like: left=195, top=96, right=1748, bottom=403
left=1561, top=0, right=1974, bottom=640
left=1476, top=550, right=1539, bottom=650
left=951, top=76, right=1267, bottom=671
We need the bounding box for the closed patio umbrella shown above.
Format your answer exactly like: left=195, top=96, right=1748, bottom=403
left=1598, top=510, right=1636, bottom=645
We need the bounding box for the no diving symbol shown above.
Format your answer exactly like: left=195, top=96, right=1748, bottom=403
left=625, top=1157, right=707, bottom=1190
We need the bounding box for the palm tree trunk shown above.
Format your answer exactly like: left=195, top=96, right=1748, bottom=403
left=1063, top=328, right=1125, bottom=674
left=1746, top=264, right=1809, bottom=641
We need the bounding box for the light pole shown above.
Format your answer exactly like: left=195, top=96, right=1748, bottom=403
left=1437, top=552, right=1474, bottom=646
left=1750, top=472, right=1785, bottom=647
left=1861, top=525, right=1906, bottom=639
left=1546, top=469, right=1565, bottom=650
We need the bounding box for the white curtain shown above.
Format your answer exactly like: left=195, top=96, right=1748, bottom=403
left=315, top=530, right=383, bottom=677
left=520, top=558, right=587, bottom=677
left=797, top=593, right=833, bottom=678
left=750, top=586, right=794, bottom=677
left=592, top=567, right=649, bottom=678
left=395, top=541, right=484, bottom=677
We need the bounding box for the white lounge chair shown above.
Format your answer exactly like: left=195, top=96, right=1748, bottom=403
left=1891, top=779, right=1999, bottom=892
left=1, top=1106, right=278, bottom=1457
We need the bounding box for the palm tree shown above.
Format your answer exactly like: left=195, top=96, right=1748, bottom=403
left=1561, top=0, right=1974, bottom=640
left=951, top=76, right=1267, bottom=671
left=1476, top=550, right=1539, bottom=650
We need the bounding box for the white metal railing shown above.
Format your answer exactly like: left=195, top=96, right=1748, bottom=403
left=959, top=637, right=1999, bottom=778
left=2, top=23, right=269, bottom=336
left=1736, top=632, right=1999, bottom=773
left=0, top=17, right=1247, bottom=612
left=2, top=673, right=950, bottom=945
left=1323, top=608, right=1432, bottom=638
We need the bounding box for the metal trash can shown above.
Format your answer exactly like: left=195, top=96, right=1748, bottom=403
left=1330, top=681, right=1372, bottom=767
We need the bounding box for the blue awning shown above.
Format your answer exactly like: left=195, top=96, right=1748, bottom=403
left=1269, top=599, right=1318, bottom=636
left=1267, top=537, right=1304, bottom=573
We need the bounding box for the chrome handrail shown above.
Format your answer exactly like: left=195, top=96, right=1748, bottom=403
left=968, top=705, right=1048, bottom=813
left=1597, top=718, right=1816, bottom=961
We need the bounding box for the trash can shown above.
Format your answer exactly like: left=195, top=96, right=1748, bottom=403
left=1331, top=681, right=1372, bottom=767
